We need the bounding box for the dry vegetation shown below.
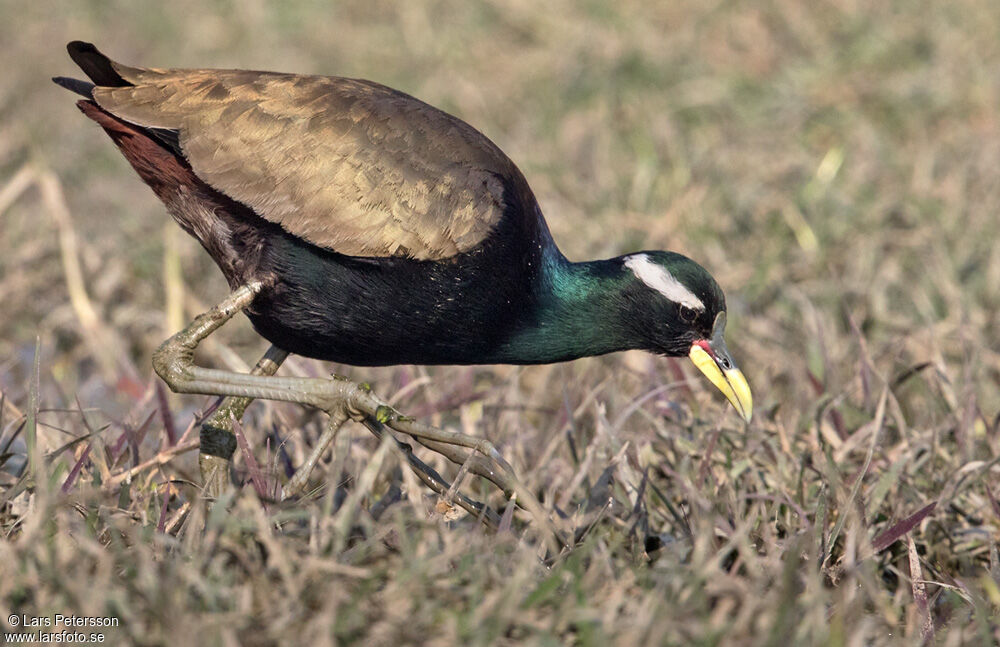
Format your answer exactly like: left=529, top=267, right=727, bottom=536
left=2, top=1, right=1000, bottom=644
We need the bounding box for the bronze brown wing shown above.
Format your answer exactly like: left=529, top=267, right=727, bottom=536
left=90, top=61, right=519, bottom=260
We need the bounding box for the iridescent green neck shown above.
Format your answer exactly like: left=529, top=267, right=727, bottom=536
left=491, top=249, right=635, bottom=364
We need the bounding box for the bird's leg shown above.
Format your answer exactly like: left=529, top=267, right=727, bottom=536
left=192, top=343, right=502, bottom=519
left=153, top=284, right=557, bottom=538
left=283, top=407, right=349, bottom=498
left=199, top=345, right=288, bottom=499
left=154, top=287, right=519, bottom=485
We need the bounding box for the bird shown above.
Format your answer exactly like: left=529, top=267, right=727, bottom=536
left=53, top=41, right=752, bottom=444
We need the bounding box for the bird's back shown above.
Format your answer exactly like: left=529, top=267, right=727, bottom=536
left=74, top=42, right=534, bottom=261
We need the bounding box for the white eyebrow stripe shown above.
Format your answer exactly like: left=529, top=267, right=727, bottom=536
left=624, top=254, right=705, bottom=310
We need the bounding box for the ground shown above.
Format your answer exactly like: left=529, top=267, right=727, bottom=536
left=1, top=1, right=999, bottom=644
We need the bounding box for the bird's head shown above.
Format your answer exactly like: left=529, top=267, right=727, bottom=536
left=620, top=251, right=752, bottom=423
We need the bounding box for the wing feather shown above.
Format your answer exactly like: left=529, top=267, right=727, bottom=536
left=92, top=66, right=515, bottom=260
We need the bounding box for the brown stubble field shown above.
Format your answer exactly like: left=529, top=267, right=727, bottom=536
left=2, top=1, right=1000, bottom=644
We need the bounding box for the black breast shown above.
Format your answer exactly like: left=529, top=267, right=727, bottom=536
left=245, top=185, right=548, bottom=366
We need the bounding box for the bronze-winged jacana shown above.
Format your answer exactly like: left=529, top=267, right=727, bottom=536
left=54, top=42, right=752, bottom=501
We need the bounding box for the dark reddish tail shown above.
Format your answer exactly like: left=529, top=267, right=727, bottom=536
left=75, top=100, right=191, bottom=203
left=59, top=44, right=264, bottom=287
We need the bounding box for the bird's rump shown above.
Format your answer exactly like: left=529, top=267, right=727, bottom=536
left=90, top=61, right=520, bottom=260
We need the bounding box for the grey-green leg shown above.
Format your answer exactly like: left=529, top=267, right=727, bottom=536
left=155, top=284, right=566, bottom=550
left=199, top=344, right=289, bottom=499
left=283, top=407, right=349, bottom=498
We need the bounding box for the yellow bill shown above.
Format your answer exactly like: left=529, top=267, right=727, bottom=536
left=689, top=344, right=752, bottom=423
left=687, top=311, right=752, bottom=423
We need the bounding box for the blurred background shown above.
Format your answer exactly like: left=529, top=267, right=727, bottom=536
left=2, top=0, right=1000, bottom=644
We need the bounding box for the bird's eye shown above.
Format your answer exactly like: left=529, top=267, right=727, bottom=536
left=679, top=305, right=697, bottom=323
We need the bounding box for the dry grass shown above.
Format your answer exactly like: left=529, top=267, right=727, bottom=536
left=3, top=0, right=1000, bottom=644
